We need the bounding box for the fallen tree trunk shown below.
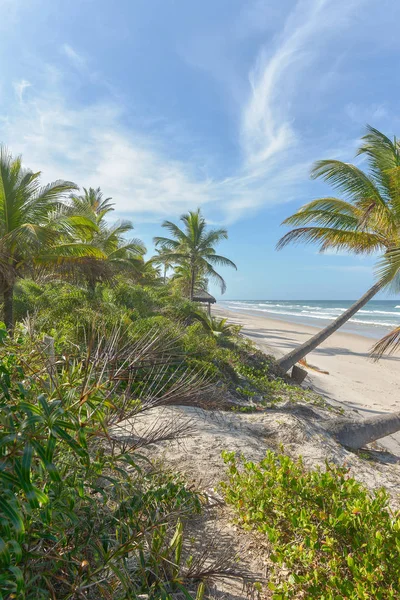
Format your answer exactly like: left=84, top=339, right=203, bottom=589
left=321, top=412, right=400, bottom=450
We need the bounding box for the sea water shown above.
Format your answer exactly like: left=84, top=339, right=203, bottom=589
left=219, top=299, right=400, bottom=339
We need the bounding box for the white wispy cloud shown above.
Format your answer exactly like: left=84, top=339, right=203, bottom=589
left=0, top=0, right=368, bottom=224
left=62, top=44, right=86, bottom=70
left=241, top=0, right=366, bottom=169
left=13, top=79, right=31, bottom=103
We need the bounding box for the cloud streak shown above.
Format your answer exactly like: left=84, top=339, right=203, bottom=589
left=0, top=0, right=368, bottom=224
left=13, top=79, right=31, bottom=103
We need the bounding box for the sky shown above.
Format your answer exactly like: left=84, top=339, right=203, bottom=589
left=1, top=0, right=400, bottom=300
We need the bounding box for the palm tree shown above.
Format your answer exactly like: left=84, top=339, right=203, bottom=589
left=69, top=189, right=146, bottom=292
left=170, top=263, right=208, bottom=297
left=151, top=248, right=173, bottom=284
left=0, top=146, right=87, bottom=329
left=70, top=187, right=114, bottom=221
left=276, top=126, right=400, bottom=372
left=154, top=208, right=237, bottom=300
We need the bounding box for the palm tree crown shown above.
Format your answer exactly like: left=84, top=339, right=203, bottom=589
left=154, top=208, right=237, bottom=300
left=278, top=126, right=400, bottom=259
left=68, top=188, right=146, bottom=291
left=0, top=145, right=82, bottom=328
left=276, top=126, right=400, bottom=370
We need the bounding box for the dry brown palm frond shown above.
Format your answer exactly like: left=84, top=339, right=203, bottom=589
left=20, top=324, right=219, bottom=429
left=108, top=410, right=196, bottom=453
left=370, top=326, right=400, bottom=360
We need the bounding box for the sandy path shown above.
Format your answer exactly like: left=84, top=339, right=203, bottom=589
left=213, top=306, right=400, bottom=455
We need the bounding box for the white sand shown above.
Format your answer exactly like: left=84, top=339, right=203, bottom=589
left=213, top=305, right=400, bottom=455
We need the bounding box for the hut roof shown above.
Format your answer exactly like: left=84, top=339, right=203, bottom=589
left=192, top=289, right=216, bottom=304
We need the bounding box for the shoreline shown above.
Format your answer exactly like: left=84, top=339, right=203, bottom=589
left=213, top=304, right=400, bottom=455
left=218, top=302, right=394, bottom=340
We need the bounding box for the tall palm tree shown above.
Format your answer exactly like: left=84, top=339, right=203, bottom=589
left=276, top=126, right=400, bottom=372
left=154, top=208, right=237, bottom=300
left=69, top=189, right=146, bottom=292
left=0, top=146, right=91, bottom=329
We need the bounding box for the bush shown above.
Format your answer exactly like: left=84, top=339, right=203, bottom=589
left=0, top=331, right=208, bottom=599
left=221, top=450, right=400, bottom=599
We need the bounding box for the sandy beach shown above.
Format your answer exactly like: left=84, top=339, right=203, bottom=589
left=213, top=305, right=400, bottom=455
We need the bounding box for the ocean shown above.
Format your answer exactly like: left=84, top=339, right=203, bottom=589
left=219, top=299, right=400, bottom=339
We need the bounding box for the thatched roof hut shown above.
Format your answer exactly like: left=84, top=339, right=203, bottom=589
left=192, top=289, right=216, bottom=314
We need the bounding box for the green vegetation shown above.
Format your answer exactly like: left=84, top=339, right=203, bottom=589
left=1, top=142, right=398, bottom=599
left=0, top=322, right=214, bottom=599
left=0, top=268, right=324, bottom=597
left=221, top=450, right=400, bottom=600
left=0, top=147, right=247, bottom=598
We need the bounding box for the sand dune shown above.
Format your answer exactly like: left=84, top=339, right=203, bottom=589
left=213, top=305, right=400, bottom=455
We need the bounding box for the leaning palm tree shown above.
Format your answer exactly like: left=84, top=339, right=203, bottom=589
left=0, top=146, right=94, bottom=329
left=276, top=126, right=400, bottom=372
left=154, top=209, right=237, bottom=300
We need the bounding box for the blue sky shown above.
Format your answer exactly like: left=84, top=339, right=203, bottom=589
left=1, top=0, right=400, bottom=300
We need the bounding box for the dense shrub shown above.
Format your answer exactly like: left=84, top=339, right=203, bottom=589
left=0, top=330, right=208, bottom=599
left=221, top=451, right=400, bottom=600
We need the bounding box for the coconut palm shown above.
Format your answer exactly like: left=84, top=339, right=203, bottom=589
left=151, top=248, right=173, bottom=284
left=276, top=126, right=400, bottom=372
left=0, top=145, right=96, bottom=329
left=154, top=208, right=237, bottom=300
left=69, top=189, right=146, bottom=292
left=170, top=263, right=208, bottom=297
left=70, top=187, right=114, bottom=221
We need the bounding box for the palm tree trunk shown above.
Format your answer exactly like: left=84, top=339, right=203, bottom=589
left=189, top=265, right=196, bottom=301
left=3, top=284, right=14, bottom=331
left=323, top=412, right=400, bottom=449
left=87, top=279, right=96, bottom=295
left=277, top=282, right=382, bottom=372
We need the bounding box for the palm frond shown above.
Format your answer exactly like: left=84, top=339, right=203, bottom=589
left=310, top=160, right=384, bottom=205
left=277, top=227, right=384, bottom=254
left=374, top=248, right=400, bottom=291
left=201, top=259, right=227, bottom=294
left=204, top=253, right=237, bottom=270
left=371, top=326, right=400, bottom=359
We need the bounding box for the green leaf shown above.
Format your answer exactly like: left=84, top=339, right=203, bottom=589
left=0, top=497, right=24, bottom=537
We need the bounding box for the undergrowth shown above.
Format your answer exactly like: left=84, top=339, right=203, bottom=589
left=221, top=450, right=400, bottom=600
left=0, top=326, right=212, bottom=599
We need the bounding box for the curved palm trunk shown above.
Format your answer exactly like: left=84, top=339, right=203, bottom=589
left=3, top=285, right=14, bottom=331
left=324, top=412, right=400, bottom=449
left=277, top=282, right=382, bottom=372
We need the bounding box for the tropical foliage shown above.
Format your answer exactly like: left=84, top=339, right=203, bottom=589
left=0, top=324, right=214, bottom=599
left=154, top=209, right=237, bottom=300
left=69, top=187, right=147, bottom=291
left=0, top=146, right=97, bottom=329
left=222, top=450, right=400, bottom=600
left=195, top=314, right=242, bottom=337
